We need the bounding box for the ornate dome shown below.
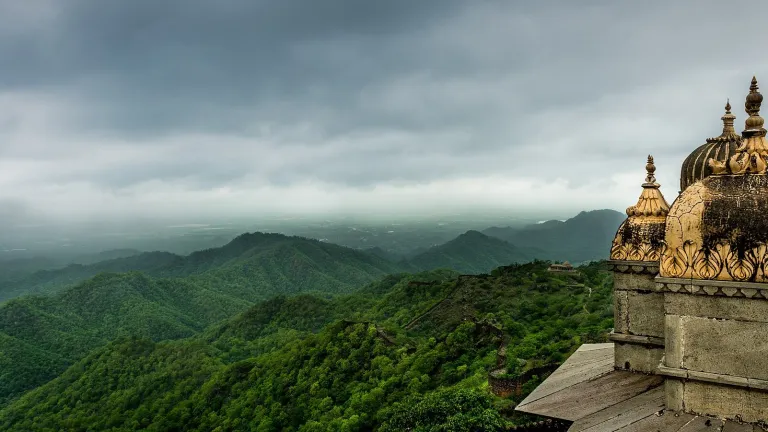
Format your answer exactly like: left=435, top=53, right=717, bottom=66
left=610, top=155, right=670, bottom=262
left=679, top=100, right=741, bottom=192
left=661, top=77, right=768, bottom=282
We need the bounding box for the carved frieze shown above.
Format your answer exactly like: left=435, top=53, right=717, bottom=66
left=660, top=240, right=768, bottom=282
left=610, top=240, right=662, bottom=262
left=655, top=276, right=768, bottom=300
left=607, top=260, right=659, bottom=275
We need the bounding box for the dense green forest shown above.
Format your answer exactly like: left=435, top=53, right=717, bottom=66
left=0, top=233, right=414, bottom=404
left=0, top=232, right=406, bottom=302
left=0, top=261, right=613, bottom=431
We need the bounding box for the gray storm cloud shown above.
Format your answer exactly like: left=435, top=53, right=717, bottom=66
left=0, top=0, right=767, bottom=223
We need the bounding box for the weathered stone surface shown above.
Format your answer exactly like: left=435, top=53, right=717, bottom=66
left=683, top=381, right=768, bottom=423
left=613, top=272, right=657, bottom=292
left=614, top=290, right=629, bottom=333
left=678, top=317, right=768, bottom=380
left=665, top=379, right=685, bottom=412
left=665, top=315, right=683, bottom=368
left=627, top=292, right=664, bottom=337
left=568, top=387, right=664, bottom=431
left=609, top=333, right=663, bottom=347
left=665, top=293, right=768, bottom=323
left=518, top=369, right=663, bottom=422
left=661, top=175, right=768, bottom=283
left=611, top=410, right=695, bottom=432
left=614, top=342, right=662, bottom=373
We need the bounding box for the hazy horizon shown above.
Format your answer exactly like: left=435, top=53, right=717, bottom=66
left=2, top=1, right=767, bottom=227
left=1, top=207, right=619, bottom=256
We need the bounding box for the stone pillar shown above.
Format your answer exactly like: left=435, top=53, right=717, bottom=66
left=657, top=277, right=768, bottom=423
left=609, top=260, right=664, bottom=373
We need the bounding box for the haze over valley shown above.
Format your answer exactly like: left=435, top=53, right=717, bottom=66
left=2, top=0, right=767, bottom=430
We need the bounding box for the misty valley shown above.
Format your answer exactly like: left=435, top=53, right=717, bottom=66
left=6, top=1, right=763, bottom=429
left=0, top=210, right=621, bottom=430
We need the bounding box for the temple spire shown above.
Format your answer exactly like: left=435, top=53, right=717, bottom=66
left=720, top=99, right=737, bottom=136
left=626, top=155, right=669, bottom=218
left=743, top=76, right=765, bottom=137
left=644, top=155, right=657, bottom=185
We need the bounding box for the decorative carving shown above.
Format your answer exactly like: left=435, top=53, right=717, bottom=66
left=655, top=277, right=768, bottom=300
left=659, top=240, right=768, bottom=282
left=709, top=77, right=768, bottom=175
left=610, top=240, right=662, bottom=262
left=610, top=156, right=669, bottom=263
left=625, top=155, right=670, bottom=218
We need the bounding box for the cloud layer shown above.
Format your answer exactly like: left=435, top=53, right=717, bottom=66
left=1, top=0, right=767, bottom=223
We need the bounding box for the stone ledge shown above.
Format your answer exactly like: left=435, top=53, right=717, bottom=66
left=655, top=277, right=768, bottom=299
left=608, top=260, right=660, bottom=275
left=610, top=332, right=665, bottom=347
left=658, top=365, right=768, bottom=392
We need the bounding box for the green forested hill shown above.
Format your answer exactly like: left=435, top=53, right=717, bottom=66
left=0, top=233, right=410, bottom=405
left=0, top=272, right=249, bottom=406
left=0, top=232, right=406, bottom=302
left=0, top=252, right=182, bottom=302
left=483, top=209, right=625, bottom=263
left=408, top=230, right=543, bottom=274
left=0, top=261, right=613, bottom=431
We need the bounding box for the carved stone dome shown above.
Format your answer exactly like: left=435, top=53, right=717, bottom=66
left=661, top=78, right=768, bottom=282
left=679, top=101, right=741, bottom=192
left=610, top=155, right=670, bottom=262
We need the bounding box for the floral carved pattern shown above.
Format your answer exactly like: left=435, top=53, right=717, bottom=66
left=691, top=247, right=723, bottom=280
left=660, top=241, right=768, bottom=282
left=610, top=239, right=663, bottom=262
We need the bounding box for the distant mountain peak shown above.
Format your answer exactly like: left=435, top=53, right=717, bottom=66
left=408, top=229, right=537, bottom=274
left=456, top=230, right=490, bottom=240
left=482, top=209, right=625, bottom=264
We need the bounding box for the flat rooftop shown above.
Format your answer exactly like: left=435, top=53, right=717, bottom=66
left=515, top=343, right=755, bottom=431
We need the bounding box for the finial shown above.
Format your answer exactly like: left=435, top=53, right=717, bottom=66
left=744, top=76, right=765, bottom=137
left=720, top=98, right=737, bottom=136
left=645, top=155, right=657, bottom=184
left=625, top=155, right=669, bottom=218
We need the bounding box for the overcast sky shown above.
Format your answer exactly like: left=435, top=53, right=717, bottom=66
left=1, top=0, right=767, bottom=225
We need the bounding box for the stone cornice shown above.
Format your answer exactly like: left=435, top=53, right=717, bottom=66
left=658, top=365, right=768, bottom=392
left=609, top=332, right=665, bottom=347
left=608, top=260, right=660, bottom=275
left=655, top=277, right=768, bottom=299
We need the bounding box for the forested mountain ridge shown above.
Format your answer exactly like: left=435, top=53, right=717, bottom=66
left=407, top=230, right=544, bottom=274
left=0, top=233, right=413, bottom=405
left=1, top=208, right=626, bottom=303
left=0, top=232, right=407, bottom=302
left=0, top=261, right=614, bottom=431
left=483, top=209, right=625, bottom=263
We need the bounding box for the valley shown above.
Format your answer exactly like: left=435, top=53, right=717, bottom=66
left=0, top=261, right=613, bottom=431
left=0, top=209, right=622, bottom=430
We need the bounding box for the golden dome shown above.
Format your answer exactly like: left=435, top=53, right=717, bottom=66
left=660, top=77, right=768, bottom=282
left=610, top=155, right=670, bottom=262
left=679, top=100, right=741, bottom=192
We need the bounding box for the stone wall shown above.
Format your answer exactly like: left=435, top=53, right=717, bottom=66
left=658, top=277, right=768, bottom=423
left=507, top=419, right=571, bottom=431
left=489, top=364, right=560, bottom=399
left=489, top=372, right=521, bottom=398
left=609, top=260, right=664, bottom=373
